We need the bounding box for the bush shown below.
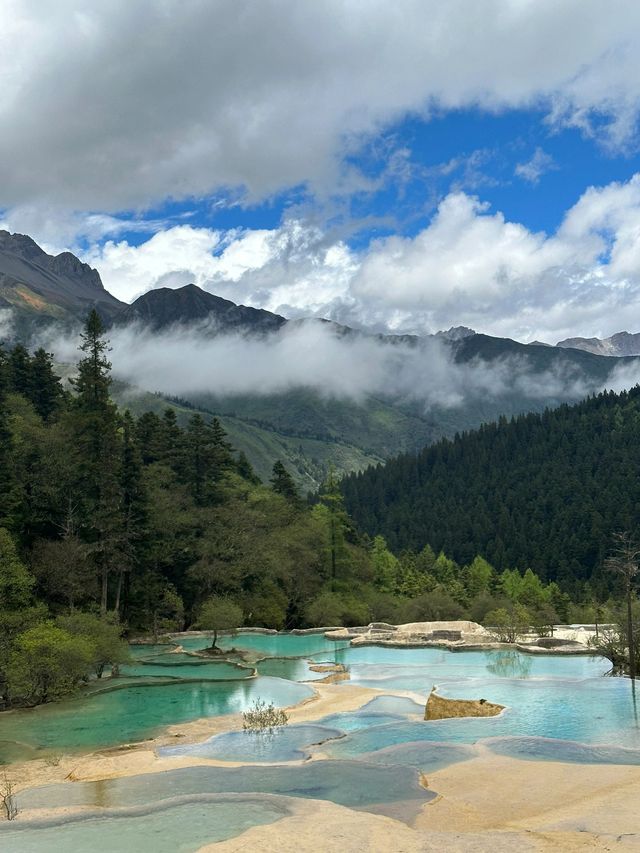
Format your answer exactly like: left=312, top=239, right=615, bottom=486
left=242, top=698, right=288, bottom=732
left=484, top=604, right=531, bottom=643
left=7, top=623, right=94, bottom=705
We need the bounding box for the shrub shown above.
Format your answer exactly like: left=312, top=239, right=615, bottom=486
left=242, top=698, right=288, bottom=732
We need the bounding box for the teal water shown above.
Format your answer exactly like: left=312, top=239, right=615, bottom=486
left=0, top=677, right=312, bottom=762
left=256, top=657, right=330, bottom=681
left=128, top=644, right=177, bottom=659
left=0, top=795, right=286, bottom=853
left=119, top=660, right=253, bottom=680
left=215, top=631, right=349, bottom=658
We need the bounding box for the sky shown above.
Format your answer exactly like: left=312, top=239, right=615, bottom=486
left=3, top=1, right=640, bottom=343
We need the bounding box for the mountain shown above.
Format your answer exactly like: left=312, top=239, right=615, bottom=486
left=557, top=331, right=640, bottom=357
left=341, top=385, right=640, bottom=592
left=116, top=283, right=286, bottom=335
left=3, top=230, right=640, bottom=491
left=0, top=230, right=124, bottom=333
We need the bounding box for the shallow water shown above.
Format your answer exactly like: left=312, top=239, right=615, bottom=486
left=160, top=723, right=345, bottom=762
left=336, top=646, right=609, bottom=688
left=0, top=677, right=312, bottom=763
left=217, top=631, right=349, bottom=658
left=18, top=760, right=436, bottom=823
left=0, top=795, right=286, bottom=853
left=325, top=676, right=640, bottom=758
left=255, top=657, right=328, bottom=681
left=119, top=659, right=253, bottom=680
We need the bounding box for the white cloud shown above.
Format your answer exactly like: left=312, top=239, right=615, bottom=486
left=1, top=1, right=640, bottom=210
left=44, top=318, right=629, bottom=411
left=515, top=148, right=557, bottom=184
left=80, top=173, right=640, bottom=343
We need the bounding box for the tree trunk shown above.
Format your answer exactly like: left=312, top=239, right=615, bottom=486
left=627, top=582, right=636, bottom=680
left=114, top=569, right=124, bottom=615
left=100, top=564, right=109, bottom=616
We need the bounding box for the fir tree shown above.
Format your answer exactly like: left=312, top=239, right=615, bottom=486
left=270, top=460, right=298, bottom=503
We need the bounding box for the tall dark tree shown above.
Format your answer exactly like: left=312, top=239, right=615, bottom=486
left=30, top=348, right=63, bottom=421
left=72, top=310, right=122, bottom=614
left=114, top=410, right=149, bottom=617
left=271, top=460, right=298, bottom=503
left=8, top=344, right=32, bottom=397
left=0, top=347, right=15, bottom=527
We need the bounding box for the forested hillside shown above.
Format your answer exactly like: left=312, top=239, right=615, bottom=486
left=341, top=388, right=640, bottom=596
left=0, top=312, right=588, bottom=708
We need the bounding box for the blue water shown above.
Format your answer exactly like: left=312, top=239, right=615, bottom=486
left=0, top=795, right=286, bottom=853
left=325, top=676, right=640, bottom=759
left=160, top=723, right=345, bottom=762
left=334, top=647, right=608, bottom=691
left=18, top=761, right=436, bottom=823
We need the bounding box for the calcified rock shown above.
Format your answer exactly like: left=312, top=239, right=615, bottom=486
left=308, top=663, right=350, bottom=684
left=425, top=688, right=504, bottom=721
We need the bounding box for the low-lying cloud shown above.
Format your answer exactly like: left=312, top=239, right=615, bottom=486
left=41, top=318, right=640, bottom=413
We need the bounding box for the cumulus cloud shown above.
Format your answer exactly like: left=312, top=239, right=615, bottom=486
left=78, top=173, right=640, bottom=342
left=1, top=1, right=640, bottom=210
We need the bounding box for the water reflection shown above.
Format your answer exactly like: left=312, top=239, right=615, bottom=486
left=484, top=651, right=533, bottom=679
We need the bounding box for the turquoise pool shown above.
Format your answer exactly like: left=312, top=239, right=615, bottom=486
left=0, top=677, right=312, bottom=762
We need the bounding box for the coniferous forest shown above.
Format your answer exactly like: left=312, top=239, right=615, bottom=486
left=341, top=389, right=640, bottom=598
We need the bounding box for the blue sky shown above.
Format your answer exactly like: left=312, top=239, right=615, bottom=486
left=3, top=2, right=640, bottom=342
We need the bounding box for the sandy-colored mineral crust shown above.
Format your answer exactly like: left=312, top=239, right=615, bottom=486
left=420, top=751, right=640, bottom=850
left=307, top=662, right=350, bottom=684
left=424, top=688, right=504, bottom=720
left=198, top=796, right=539, bottom=852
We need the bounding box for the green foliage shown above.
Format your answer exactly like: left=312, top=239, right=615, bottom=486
left=270, top=460, right=299, bottom=503
left=197, top=596, right=243, bottom=647
left=6, top=624, right=94, bottom=705
left=484, top=604, right=532, bottom=643
left=342, top=386, right=640, bottom=591
left=305, top=590, right=371, bottom=627
left=56, top=612, right=130, bottom=678
left=0, top=527, right=34, bottom=610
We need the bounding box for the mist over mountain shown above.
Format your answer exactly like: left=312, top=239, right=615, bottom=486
left=3, top=229, right=640, bottom=488
left=116, top=283, right=286, bottom=336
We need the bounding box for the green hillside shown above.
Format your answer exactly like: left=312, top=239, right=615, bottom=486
left=341, top=386, right=640, bottom=595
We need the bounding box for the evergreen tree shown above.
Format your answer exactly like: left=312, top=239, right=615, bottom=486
left=115, top=411, right=149, bottom=617
left=8, top=344, right=32, bottom=397
left=72, top=310, right=122, bottom=614
left=237, top=451, right=260, bottom=484
left=0, top=348, right=15, bottom=527
left=270, top=460, right=298, bottom=503
left=30, top=348, right=63, bottom=421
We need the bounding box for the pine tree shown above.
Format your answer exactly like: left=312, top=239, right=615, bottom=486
left=0, top=348, right=15, bottom=527
left=30, top=348, right=63, bottom=421
left=270, top=460, right=298, bottom=503
left=72, top=310, right=122, bottom=614
left=8, top=344, right=32, bottom=397
left=114, top=410, right=149, bottom=617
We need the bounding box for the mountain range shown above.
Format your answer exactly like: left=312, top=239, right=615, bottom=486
left=2, top=229, right=640, bottom=489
